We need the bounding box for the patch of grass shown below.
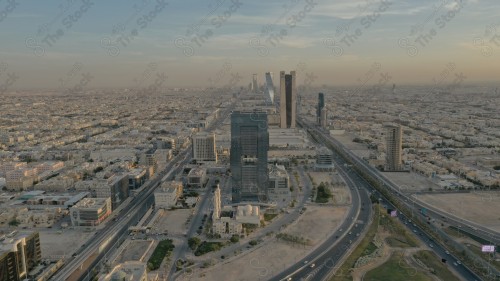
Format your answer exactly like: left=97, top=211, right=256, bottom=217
left=276, top=233, right=310, bottom=246
left=447, top=226, right=499, bottom=252
left=386, top=237, right=416, bottom=248
left=362, top=242, right=378, bottom=256
left=364, top=251, right=431, bottom=281
left=330, top=206, right=381, bottom=281
left=379, top=212, right=419, bottom=247
left=467, top=244, right=500, bottom=272
left=194, top=241, right=225, bottom=256
left=264, top=213, right=278, bottom=221
left=413, top=250, right=460, bottom=281
left=147, top=239, right=175, bottom=271
left=443, top=227, right=462, bottom=238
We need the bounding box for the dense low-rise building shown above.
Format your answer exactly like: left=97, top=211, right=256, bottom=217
left=267, top=164, right=290, bottom=202
left=70, top=197, right=112, bottom=227
left=154, top=181, right=182, bottom=209
left=187, top=167, right=207, bottom=188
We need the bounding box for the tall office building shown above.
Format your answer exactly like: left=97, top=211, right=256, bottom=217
left=317, top=93, right=325, bottom=125
left=192, top=132, right=217, bottom=163
left=264, top=72, right=275, bottom=104
left=0, top=232, right=42, bottom=281
left=385, top=124, right=403, bottom=171
left=320, top=107, right=328, bottom=128
left=252, top=74, right=258, bottom=93
left=279, top=71, right=296, bottom=129
left=230, top=111, right=269, bottom=203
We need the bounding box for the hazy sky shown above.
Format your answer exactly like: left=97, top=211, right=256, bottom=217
left=0, top=0, right=499, bottom=90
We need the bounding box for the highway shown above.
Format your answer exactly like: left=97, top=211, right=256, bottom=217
left=301, top=118, right=485, bottom=281
left=317, top=121, right=500, bottom=246
left=270, top=129, right=371, bottom=281
left=273, top=164, right=371, bottom=281
left=50, top=148, right=192, bottom=281
left=51, top=98, right=238, bottom=280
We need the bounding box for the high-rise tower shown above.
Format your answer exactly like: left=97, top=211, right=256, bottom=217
left=279, top=71, right=296, bottom=128
left=264, top=72, right=275, bottom=104
left=252, top=74, right=258, bottom=93
left=317, top=92, right=325, bottom=125
left=230, top=111, right=269, bottom=203
left=385, top=124, right=403, bottom=171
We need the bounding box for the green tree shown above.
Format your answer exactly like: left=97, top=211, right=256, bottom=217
left=188, top=237, right=201, bottom=250
left=9, top=219, right=20, bottom=227
left=230, top=235, right=239, bottom=243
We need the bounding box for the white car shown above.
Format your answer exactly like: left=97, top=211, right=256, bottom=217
left=310, top=263, right=315, bottom=268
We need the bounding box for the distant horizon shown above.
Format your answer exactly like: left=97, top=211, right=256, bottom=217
left=1, top=0, right=499, bottom=89
left=4, top=81, right=499, bottom=93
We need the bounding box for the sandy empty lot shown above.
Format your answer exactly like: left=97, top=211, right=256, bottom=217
left=114, top=240, right=153, bottom=264
left=153, top=208, right=191, bottom=235
left=382, top=171, right=441, bottom=193
left=416, top=192, right=500, bottom=232
left=179, top=205, right=349, bottom=281
left=39, top=229, right=92, bottom=258
left=333, top=134, right=371, bottom=159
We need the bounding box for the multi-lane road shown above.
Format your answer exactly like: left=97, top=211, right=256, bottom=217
left=301, top=118, right=485, bottom=281
left=50, top=148, right=191, bottom=281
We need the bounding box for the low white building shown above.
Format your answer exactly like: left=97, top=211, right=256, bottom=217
left=154, top=181, right=183, bottom=209
left=235, top=204, right=260, bottom=225
left=211, top=186, right=242, bottom=237
left=268, top=164, right=290, bottom=203
left=187, top=167, right=207, bottom=188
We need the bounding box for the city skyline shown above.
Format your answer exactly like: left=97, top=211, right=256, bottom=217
left=0, top=0, right=499, bottom=90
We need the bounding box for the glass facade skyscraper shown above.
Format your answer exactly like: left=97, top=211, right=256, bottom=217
left=317, top=92, right=325, bottom=125
left=230, top=111, right=269, bottom=203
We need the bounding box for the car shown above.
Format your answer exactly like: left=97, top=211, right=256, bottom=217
left=453, top=262, right=458, bottom=266
left=303, top=260, right=309, bottom=264
left=310, top=263, right=315, bottom=268
left=457, top=261, right=461, bottom=265
left=287, top=278, right=292, bottom=281
left=445, top=251, right=450, bottom=255
left=348, top=232, right=352, bottom=235
left=429, top=244, right=434, bottom=248
left=356, top=233, right=360, bottom=237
